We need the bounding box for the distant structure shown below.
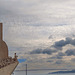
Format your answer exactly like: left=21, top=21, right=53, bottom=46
left=0, top=23, right=19, bottom=75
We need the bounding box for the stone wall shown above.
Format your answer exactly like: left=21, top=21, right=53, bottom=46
left=0, top=23, right=8, bottom=59
left=0, top=61, right=18, bottom=75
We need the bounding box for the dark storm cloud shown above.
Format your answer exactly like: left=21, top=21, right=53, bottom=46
left=53, top=37, right=75, bottom=49
left=30, top=48, right=57, bottom=55
left=65, top=49, right=75, bottom=56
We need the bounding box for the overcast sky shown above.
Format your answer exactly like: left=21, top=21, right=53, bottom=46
left=0, top=0, right=75, bottom=69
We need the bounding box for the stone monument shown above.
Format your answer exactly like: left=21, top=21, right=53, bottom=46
left=0, top=23, right=19, bottom=75
left=0, top=23, right=8, bottom=59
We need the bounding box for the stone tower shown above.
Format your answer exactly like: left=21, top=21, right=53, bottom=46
left=0, top=23, right=18, bottom=75
left=0, top=23, right=8, bottom=59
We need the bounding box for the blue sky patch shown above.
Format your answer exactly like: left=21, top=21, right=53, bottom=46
left=18, top=59, right=26, bottom=63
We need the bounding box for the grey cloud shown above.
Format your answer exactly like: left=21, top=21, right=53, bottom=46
left=56, top=56, right=62, bottom=59
left=30, top=49, right=42, bottom=54
left=50, top=56, right=62, bottom=59
left=48, top=35, right=53, bottom=39
left=57, top=52, right=66, bottom=56
left=56, top=52, right=66, bottom=59
left=8, top=46, right=26, bottom=51
left=71, top=58, right=75, bottom=62
left=49, top=52, right=65, bottom=59
left=55, top=60, right=65, bottom=64
left=42, top=49, right=56, bottom=54
left=53, top=40, right=66, bottom=49
left=30, top=48, right=57, bottom=55
left=65, top=49, right=75, bottom=56
left=47, top=60, right=53, bottom=62
left=30, top=37, right=75, bottom=55
left=50, top=52, right=65, bottom=59
left=53, top=37, right=75, bottom=49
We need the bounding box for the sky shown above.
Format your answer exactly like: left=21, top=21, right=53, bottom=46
left=0, top=0, right=75, bottom=70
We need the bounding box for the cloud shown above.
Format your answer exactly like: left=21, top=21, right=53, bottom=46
left=65, top=49, right=75, bottom=56
left=30, top=48, right=57, bottom=55
left=42, top=49, right=57, bottom=54
left=57, top=52, right=66, bottom=56
left=1, top=0, right=75, bottom=59
left=30, top=49, right=42, bottom=54
left=50, top=52, right=65, bottom=59
left=53, top=37, right=75, bottom=49
left=71, top=58, right=75, bottom=62
left=47, top=60, right=53, bottom=63
left=30, top=37, right=75, bottom=55
left=1, top=0, right=75, bottom=70
left=55, top=60, right=65, bottom=64
left=1, top=0, right=75, bottom=24
left=56, top=52, right=66, bottom=59
left=50, top=56, right=62, bottom=59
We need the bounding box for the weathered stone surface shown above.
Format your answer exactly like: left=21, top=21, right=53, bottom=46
left=0, top=61, right=18, bottom=75
left=0, top=23, right=8, bottom=59
left=0, top=23, right=19, bottom=75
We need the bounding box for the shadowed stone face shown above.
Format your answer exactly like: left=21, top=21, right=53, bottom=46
left=0, top=23, right=8, bottom=59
